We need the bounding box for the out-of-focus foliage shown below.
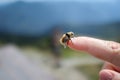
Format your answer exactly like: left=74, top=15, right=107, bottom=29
left=76, top=63, right=102, bottom=80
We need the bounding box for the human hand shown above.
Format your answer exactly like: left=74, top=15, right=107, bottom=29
left=67, top=37, right=120, bottom=80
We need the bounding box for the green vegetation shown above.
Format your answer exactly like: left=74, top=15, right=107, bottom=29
left=61, top=47, right=89, bottom=58
left=76, top=63, right=103, bottom=80
left=0, top=33, right=51, bottom=48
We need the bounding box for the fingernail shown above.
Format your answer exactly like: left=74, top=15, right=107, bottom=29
left=100, top=72, right=113, bottom=80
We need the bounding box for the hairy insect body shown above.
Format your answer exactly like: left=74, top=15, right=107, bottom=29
left=60, top=32, right=74, bottom=48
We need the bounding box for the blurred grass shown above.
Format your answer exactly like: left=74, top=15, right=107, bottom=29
left=62, top=47, right=103, bottom=80
left=61, top=47, right=90, bottom=58
left=76, top=63, right=103, bottom=80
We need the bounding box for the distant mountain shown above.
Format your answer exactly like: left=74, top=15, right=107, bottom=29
left=0, top=1, right=120, bottom=38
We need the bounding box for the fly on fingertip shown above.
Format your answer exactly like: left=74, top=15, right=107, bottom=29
left=59, top=32, right=74, bottom=48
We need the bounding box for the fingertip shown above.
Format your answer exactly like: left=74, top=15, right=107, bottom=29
left=99, top=70, right=113, bottom=80
left=67, top=37, right=89, bottom=51
left=99, top=69, right=120, bottom=80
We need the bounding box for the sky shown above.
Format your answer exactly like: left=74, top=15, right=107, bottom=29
left=0, top=0, right=118, bottom=6
left=0, top=0, right=118, bottom=3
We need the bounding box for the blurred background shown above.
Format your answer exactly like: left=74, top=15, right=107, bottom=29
left=0, top=0, right=120, bottom=80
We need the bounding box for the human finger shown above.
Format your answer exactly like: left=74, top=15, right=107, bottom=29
left=99, top=69, right=120, bottom=80
left=102, top=62, right=120, bottom=72
left=67, top=37, right=120, bottom=67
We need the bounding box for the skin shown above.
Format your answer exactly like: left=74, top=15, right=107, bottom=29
left=67, top=37, right=120, bottom=80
